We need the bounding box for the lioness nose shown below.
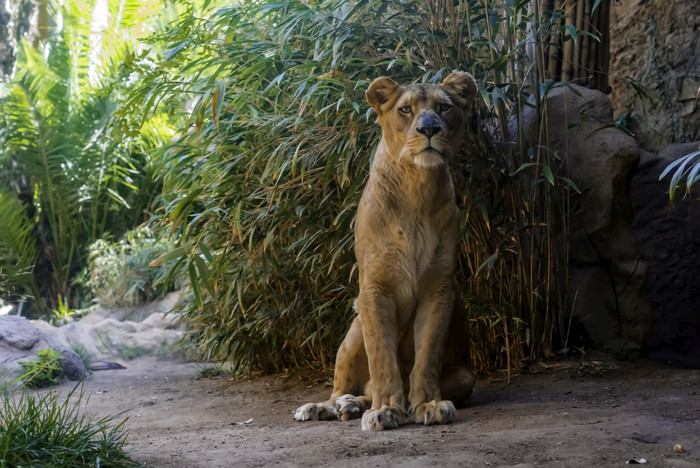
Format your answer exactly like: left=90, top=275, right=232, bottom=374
left=416, top=114, right=442, bottom=138
left=417, top=124, right=441, bottom=138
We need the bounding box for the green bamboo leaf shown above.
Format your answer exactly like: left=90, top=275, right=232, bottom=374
left=165, top=41, right=189, bottom=63
left=659, top=156, right=687, bottom=180
left=560, top=177, right=582, bottom=193
left=476, top=252, right=499, bottom=276
left=189, top=262, right=203, bottom=309
left=171, top=188, right=204, bottom=222
left=149, top=246, right=187, bottom=267
left=513, top=162, right=539, bottom=174
left=194, top=254, right=210, bottom=291
left=668, top=155, right=695, bottom=202
left=686, top=155, right=700, bottom=189
left=542, top=166, right=555, bottom=185
left=198, top=241, right=214, bottom=263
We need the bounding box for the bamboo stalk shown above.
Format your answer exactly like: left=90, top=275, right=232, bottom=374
left=562, top=0, right=575, bottom=81
left=581, top=0, right=591, bottom=84
left=599, top=0, right=611, bottom=91
left=573, top=0, right=584, bottom=80
left=588, top=0, right=600, bottom=88
left=595, top=0, right=603, bottom=90
left=539, top=0, right=550, bottom=78
left=546, top=0, right=562, bottom=80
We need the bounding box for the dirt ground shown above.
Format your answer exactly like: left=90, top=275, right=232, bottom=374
left=51, top=355, right=700, bottom=467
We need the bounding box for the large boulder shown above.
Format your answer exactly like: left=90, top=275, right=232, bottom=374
left=516, top=84, right=651, bottom=351
left=0, top=315, right=85, bottom=384
left=631, top=142, right=700, bottom=366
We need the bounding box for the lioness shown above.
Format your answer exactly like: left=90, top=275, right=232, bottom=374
left=294, top=71, right=477, bottom=431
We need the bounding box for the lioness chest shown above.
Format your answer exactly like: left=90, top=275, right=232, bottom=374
left=355, top=164, right=458, bottom=304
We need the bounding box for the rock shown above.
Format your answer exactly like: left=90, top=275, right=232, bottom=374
left=515, top=84, right=651, bottom=349
left=91, top=290, right=183, bottom=323
left=35, top=291, right=185, bottom=360
left=601, top=338, right=642, bottom=361
left=1, top=292, right=185, bottom=385
left=631, top=141, right=700, bottom=366
left=0, top=315, right=86, bottom=384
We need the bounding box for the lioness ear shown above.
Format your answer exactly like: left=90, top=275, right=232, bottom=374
left=366, top=77, right=402, bottom=115
left=440, top=71, right=477, bottom=109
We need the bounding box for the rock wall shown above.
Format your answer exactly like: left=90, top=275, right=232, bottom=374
left=608, top=0, right=699, bottom=152
left=631, top=142, right=700, bottom=366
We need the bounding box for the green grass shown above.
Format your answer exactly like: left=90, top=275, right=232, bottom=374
left=18, top=349, right=62, bottom=389
left=0, top=384, right=139, bottom=467
left=195, top=363, right=234, bottom=379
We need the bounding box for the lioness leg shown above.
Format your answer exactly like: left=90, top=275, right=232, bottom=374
left=409, top=282, right=456, bottom=425
left=440, top=365, right=475, bottom=406
left=411, top=365, right=474, bottom=425
left=358, top=290, right=407, bottom=431
left=294, top=315, right=370, bottom=422
left=440, top=289, right=475, bottom=407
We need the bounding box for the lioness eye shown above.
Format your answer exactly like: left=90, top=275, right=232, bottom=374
left=439, top=103, right=452, bottom=112
left=398, top=105, right=412, bottom=114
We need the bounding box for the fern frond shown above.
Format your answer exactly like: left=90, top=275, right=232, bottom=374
left=0, top=191, right=40, bottom=297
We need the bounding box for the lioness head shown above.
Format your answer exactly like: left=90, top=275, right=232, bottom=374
left=366, top=71, right=477, bottom=168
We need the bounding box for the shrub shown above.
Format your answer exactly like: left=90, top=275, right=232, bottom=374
left=49, top=294, right=76, bottom=326
left=132, top=0, right=579, bottom=374
left=84, top=227, right=176, bottom=308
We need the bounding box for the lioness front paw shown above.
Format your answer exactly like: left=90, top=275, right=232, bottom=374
left=413, top=400, right=456, bottom=425
left=361, top=405, right=406, bottom=431
left=335, top=394, right=368, bottom=421
left=294, top=402, right=337, bottom=421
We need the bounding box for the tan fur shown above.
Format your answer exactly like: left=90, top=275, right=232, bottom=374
left=294, top=72, right=477, bottom=431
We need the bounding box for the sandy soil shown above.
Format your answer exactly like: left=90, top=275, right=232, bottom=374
left=51, top=356, right=700, bottom=467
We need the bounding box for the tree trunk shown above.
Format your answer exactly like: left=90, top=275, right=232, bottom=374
left=0, top=0, right=16, bottom=79
left=0, top=0, right=39, bottom=80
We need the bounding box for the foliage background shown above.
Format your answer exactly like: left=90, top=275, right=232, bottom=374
left=0, top=0, right=603, bottom=374
left=0, top=0, right=174, bottom=312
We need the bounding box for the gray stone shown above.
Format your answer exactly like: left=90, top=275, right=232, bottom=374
left=34, top=290, right=185, bottom=360
left=0, top=315, right=86, bottom=384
